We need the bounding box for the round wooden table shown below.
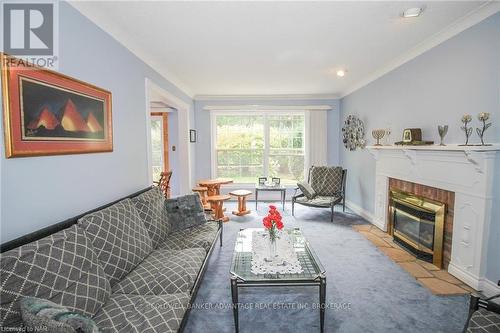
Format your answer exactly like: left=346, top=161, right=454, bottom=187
left=207, top=195, right=231, bottom=222
left=198, top=178, right=234, bottom=196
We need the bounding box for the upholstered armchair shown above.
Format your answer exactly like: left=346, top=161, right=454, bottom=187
left=292, top=166, right=347, bottom=222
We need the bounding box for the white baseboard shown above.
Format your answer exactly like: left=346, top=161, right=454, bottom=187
left=478, top=278, right=500, bottom=297
left=448, top=263, right=481, bottom=290
left=345, top=200, right=374, bottom=222
left=345, top=200, right=385, bottom=229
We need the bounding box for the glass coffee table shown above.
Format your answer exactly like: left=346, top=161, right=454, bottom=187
left=230, top=228, right=326, bottom=332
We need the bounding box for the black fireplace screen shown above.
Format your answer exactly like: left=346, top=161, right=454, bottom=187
left=393, top=202, right=435, bottom=251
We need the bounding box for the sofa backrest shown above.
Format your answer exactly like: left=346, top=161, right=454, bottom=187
left=0, top=225, right=111, bottom=328
left=131, top=186, right=170, bottom=249
left=1, top=188, right=151, bottom=254
left=309, top=166, right=344, bottom=196
left=77, top=198, right=153, bottom=287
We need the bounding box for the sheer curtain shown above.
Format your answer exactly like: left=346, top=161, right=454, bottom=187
left=306, top=110, right=328, bottom=172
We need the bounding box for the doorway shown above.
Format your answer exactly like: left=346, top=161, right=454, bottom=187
left=150, top=112, right=169, bottom=183
left=145, top=78, right=192, bottom=196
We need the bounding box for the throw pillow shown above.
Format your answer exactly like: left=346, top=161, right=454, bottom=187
left=297, top=181, right=316, bottom=199
left=165, top=194, right=207, bottom=232
left=20, top=297, right=100, bottom=333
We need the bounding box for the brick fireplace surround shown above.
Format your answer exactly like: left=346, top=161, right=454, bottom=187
left=388, top=178, right=455, bottom=269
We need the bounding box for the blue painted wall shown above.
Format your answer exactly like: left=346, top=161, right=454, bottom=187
left=193, top=98, right=341, bottom=181
left=339, top=13, right=500, bottom=281
left=0, top=2, right=194, bottom=242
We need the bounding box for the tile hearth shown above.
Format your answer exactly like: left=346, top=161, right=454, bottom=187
left=353, top=224, right=475, bottom=296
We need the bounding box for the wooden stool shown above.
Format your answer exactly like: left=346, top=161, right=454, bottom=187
left=207, top=195, right=231, bottom=222
left=229, top=190, right=252, bottom=216
left=192, top=186, right=210, bottom=210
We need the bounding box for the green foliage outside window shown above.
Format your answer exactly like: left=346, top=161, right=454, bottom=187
left=216, top=114, right=305, bottom=184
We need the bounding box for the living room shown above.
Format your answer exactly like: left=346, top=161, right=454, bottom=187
left=0, top=1, right=499, bottom=332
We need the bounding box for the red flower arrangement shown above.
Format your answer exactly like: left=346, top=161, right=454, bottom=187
left=263, top=205, right=283, bottom=241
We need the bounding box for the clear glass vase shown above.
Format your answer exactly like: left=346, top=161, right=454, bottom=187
left=268, top=237, right=277, bottom=260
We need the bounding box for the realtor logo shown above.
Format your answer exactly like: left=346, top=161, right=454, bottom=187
left=1, top=1, right=58, bottom=69
left=3, top=3, right=53, bottom=55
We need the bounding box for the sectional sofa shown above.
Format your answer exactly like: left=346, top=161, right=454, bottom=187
left=0, top=187, right=222, bottom=332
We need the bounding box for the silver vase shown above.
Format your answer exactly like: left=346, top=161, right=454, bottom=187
left=438, top=125, right=448, bottom=146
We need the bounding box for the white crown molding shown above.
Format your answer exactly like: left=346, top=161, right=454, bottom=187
left=194, top=94, right=339, bottom=101
left=69, top=2, right=195, bottom=99
left=339, top=1, right=500, bottom=98
left=203, top=104, right=332, bottom=111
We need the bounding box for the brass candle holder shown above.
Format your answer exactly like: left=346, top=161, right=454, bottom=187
left=372, top=129, right=386, bottom=146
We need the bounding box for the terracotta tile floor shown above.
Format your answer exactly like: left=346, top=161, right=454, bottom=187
left=353, top=224, right=475, bottom=296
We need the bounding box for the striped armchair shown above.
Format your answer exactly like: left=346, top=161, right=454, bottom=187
left=292, top=166, right=347, bottom=222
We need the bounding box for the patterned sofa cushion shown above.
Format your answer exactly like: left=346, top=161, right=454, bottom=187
left=159, top=222, right=219, bottom=252
left=0, top=225, right=111, bottom=328
left=165, top=194, right=206, bottom=232
left=92, top=293, right=189, bottom=333
left=131, top=187, right=170, bottom=249
left=310, top=166, right=343, bottom=196
left=78, top=199, right=153, bottom=287
left=466, top=308, right=500, bottom=333
left=112, top=248, right=205, bottom=295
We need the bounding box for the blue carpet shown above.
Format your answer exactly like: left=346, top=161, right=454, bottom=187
left=184, top=202, right=469, bottom=333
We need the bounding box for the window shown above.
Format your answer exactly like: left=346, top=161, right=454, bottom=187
left=213, top=111, right=306, bottom=185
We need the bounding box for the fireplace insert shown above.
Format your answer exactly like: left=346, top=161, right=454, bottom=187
left=389, top=190, right=445, bottom=268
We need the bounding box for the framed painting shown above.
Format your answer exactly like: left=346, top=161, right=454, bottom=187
left=1, top=53, right=113, bottom=157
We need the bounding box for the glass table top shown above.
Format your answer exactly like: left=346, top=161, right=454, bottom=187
left=230, top=228, right=325, bottom=282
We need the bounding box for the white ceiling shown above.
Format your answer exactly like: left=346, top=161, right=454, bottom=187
left=70, top=1, right=499, bottom=98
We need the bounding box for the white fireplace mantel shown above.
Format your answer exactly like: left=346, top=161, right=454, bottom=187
left=367, top=144, right=500, bottom=291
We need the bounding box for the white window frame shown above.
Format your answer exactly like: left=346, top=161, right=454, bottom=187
left=210, top=110, right=308, bottom=185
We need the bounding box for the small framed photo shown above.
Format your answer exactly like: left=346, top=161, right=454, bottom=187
left=258, top=177, right=267, bottom=186
left=189, top=129, right=197, bottom=143
left=271, top=177, right=281, bottom=186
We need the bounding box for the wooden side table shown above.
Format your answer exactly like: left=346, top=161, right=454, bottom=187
left=207, top=195, right=231, bottom=222
left=255, top=185, right=286, bottom=210
left=192, top=186, right=210, bottom=210
left=198, top=178, right=234, bottom=196
left=229, top=190, right=252, bottom=216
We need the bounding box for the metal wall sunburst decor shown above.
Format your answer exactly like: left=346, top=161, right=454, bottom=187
left=342, top=115, right=366, bottom=151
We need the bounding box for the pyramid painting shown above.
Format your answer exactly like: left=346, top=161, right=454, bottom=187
left=21, top=79, right=106, bottom=141
left=3, top=54, right=112, bottom=158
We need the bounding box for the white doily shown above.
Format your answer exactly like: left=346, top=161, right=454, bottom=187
left=251, top=230, right=303, bottom=275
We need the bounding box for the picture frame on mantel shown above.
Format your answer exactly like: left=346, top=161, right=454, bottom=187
left=1, top=53, right=113, bottom=158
